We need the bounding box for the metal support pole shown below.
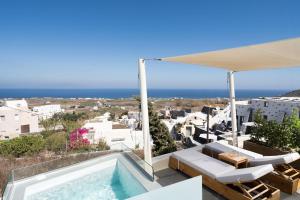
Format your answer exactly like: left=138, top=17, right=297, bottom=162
left=138, top=59, right=152, bottom=165
left=228, top=71, right=238, bottom=147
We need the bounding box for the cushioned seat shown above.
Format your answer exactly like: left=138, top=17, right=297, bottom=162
left=205, top=141, right=263, bottom=159
left=249, top=153, right=300, bottom=166
left=189, top=155, right=235, bottom=179
left=172, top=149, right=207, bottom=162
left=205, top=142, right=300, bottom=166
left=216, top=164, right=274, bottom=183
left=172, top=149, right=273, bottom=183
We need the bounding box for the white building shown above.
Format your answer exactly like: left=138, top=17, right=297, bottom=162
left=163, top=106, right=230, bottom=138
left=4, top=99, right=28, bottom=110
left=32, top=104, right=63, bottom=120
left=82, top=113, right=144, bottom=149
left=0, top=100, right=39, bottom=140
left=127, top=111, right=141, bottom=120
left=236, top=97, right=300, bottom=131
left=119, top=115, right=138, bottom=129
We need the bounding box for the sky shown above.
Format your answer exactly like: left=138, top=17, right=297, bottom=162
left=0, top=0, right=300, bottom=90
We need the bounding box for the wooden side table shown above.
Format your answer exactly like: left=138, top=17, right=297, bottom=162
left=218, top=152, right=248, bottom=168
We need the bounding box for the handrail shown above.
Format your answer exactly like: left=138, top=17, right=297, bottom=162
left=10, top=149, right=120, bottom=183
left=115, top=143, right=155, bottom=181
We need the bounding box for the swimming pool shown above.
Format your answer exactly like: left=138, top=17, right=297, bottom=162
left=15, top=157, right=146, bottom=200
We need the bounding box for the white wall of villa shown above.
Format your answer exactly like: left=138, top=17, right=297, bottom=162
left=4, top=99, right=28, bottom=110
left=127, top=111, right=142, bottom=120
left=0, top=100, right=39, bottom=140
left=32, top=104, right=63, bottom=120
left=162, top=107, right=230, bottom=138
left=236, top=97, right=300, bottom=130
left=82, top=113, right=144, bottom=149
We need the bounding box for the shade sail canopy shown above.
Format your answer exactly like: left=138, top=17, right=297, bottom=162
left=161, top=37, right=300, bottom=71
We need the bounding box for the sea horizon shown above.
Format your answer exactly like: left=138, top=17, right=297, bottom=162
left=0, top=88, right=289, bottom=99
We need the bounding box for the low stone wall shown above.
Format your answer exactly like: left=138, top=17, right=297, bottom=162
left=243, top=140, right=300, bottom=169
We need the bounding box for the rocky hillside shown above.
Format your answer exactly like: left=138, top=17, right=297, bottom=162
left=282, top=89, right=300, bottom=97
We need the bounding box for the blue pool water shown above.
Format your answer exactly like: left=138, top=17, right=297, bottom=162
left=27, top=161, right=146, bottom=200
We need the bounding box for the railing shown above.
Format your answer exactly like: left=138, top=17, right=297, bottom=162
left=2, top=143, right=154, bottom=199
left=2, top=149, right=119, bottom=200
left=118, top=143, right=155, bottom=181
left=13, top=151, right=120, bottom=182
left=1, top=173, right=13, bottom=200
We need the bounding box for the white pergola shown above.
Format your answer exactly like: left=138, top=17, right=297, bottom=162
left=139, top=37, right=300, bottom=165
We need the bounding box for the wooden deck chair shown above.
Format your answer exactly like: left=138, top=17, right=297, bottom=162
left=203, top=141, right=300, bottom=194
left=169, top=149, right=280, bottom=200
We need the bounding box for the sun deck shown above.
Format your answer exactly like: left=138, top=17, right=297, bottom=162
left=154, top=167, right=300, bottom=200
left=3, top=146, right=300, bottom=200
left=151, top=145, right=300, bottom=200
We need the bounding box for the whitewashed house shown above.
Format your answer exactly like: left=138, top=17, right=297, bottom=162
left=127, top=111, right=141, bottom=120
left=0, top=100, right=39, bottom=140
left=236, top=97, right=300, bottom=131
left=82, top=113, right=144, bottom=149
left=5, top=99, right=28, bottom=110
left=32, top=104, right=63, bottom=120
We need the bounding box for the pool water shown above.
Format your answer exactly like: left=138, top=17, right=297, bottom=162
left=26, top=161, right=146, bottom=200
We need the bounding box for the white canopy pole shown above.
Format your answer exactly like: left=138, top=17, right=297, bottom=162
left=228, top=71, right=238, bottom=147
left=138, top=58, right=152, bottom=165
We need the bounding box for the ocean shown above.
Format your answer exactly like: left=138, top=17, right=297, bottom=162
left=0, top=89, right=288, bottom=99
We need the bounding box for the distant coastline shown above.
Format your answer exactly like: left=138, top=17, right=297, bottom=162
left=0, top=89, right=288, bottom=99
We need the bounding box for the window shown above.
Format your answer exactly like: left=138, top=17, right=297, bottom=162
left=0, top=115, right=5, bottom=121
left=263, top=115, right=268, bottom=120
left=21, top=125, right=30, bottom=133
left=264, top=101, right=269, bottom=107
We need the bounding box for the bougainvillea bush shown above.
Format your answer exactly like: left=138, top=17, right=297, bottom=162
left=69, top=128, right=90, bottom=151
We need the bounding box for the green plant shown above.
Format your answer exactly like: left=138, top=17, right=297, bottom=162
left=251, top=110, right=300, bottom=151
left=148, top=102, right=177, bottom=156
left=40, top=115, right=60, bottom=133
left=0, top=135, right=45, bottom=157
left=97, top=139, right=110, bottom=151
left=250, top=110, right=266, bottom=142
left=135, top=97, right=177, bottom=156
left=286, top=110, right=300, bottom=150
left=45, top=132, right=67, bottom=153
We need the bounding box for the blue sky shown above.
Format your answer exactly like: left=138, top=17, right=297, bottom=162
left=0, top=0, right=300, bottom=90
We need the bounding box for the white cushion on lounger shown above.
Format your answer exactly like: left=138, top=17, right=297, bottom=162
left=172, top=149, right=206, bottom=162
left=216, top=164, right=274, bottom=184
left=205, top=142, right=263, bottom=159
left=172, top=150, right=235, bottom=179
left=191, top=156, right=235, bottom=179
left=172, top=149, right=273, bottom=184
left=249, top=152, right=300, bottom=166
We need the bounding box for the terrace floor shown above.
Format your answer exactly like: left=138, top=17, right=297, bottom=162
left=154, top=168, right=300, bottom=200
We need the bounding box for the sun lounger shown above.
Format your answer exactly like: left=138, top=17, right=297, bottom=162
left=169, top=149, right=280, bottom=200
left=249, top=153, right=300, bottom=166
left=203, top=141, right=300, bottom=194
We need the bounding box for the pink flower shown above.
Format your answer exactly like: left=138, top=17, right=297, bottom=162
left=69, top=128, right=90, bottom=150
